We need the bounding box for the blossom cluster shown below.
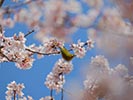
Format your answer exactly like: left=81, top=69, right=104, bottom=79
left=5, top=81, right=33, bottom=100
left=45, top=59, right=73, bottom=92
left=88, top=4, right=133, bottom=60
left=0, top=29, right=94, bottom=70
left=71, top=39, right=94, bottom=58
left=0, top=0, right=104, bottom=40
left=5, top=81, right=57, bottom=100
left=0, top=32, right=34, bottom=69
left=82, top=55, right=133, bottom=100
left=40, top=96, right=55, bottom=100
left=39, top=37, right=64, bottom=55
left=111, top=0, right=133, bottom=22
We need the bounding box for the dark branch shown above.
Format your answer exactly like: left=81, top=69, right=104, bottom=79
left=62, top=88, right=72, bottom=96
left=25, top=48, right=60, bottom=55
left=0, top=25, right=3, bottom=34
left=0, top=0, right=5, bottom=7
left=61, top=88, right=64, bottom=100
left=13, top=90, right=16, bottom=100
left=0, top=46, right=16, bottom=62
left=0, top=0, right=5, bottom=33
left=1, top=53, right=16, bottom=62
left=50, top=89, right=53, bottom=100
left=60, top=73, right=64, bottom=100
left=24, top=30, right=34, bottom=37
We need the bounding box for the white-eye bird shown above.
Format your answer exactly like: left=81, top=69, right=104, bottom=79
left=59, top=46, right=75, bottom=61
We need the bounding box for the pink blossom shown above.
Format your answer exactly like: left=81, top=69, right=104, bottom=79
left=40, top=96, right=54, bottom=100
left=83, top=55, right=133, bottom=100
left=45, top=58, right=73, bottom=92
left=45, top=72, right=65, bottom=92
left=12, top=0, right=19, bottom=2
left=42, top=38, right=64, bottom=54
left=87, top=28, right=97, bottom=40
left=64, top=0, right=81, bottom=13
left=83, top=0, right=104, bottom=9
left=73, top=9, right=100, bottom=27
left=15, top=57, right=34, bottom=69
left=71, top=40, right=86, bottom=58
left=53, top=59, right=73, bottom=75
left=86, top=39, right=95, bottom=49
left=0, top=32, right=34, bottom=69
left=112, top=0, right=133, bottom=22
left=6, top=81, right=25, bottom=98
left=3, top=18, right=14, bottom=28
left=14, top=95, right=33, bottom=100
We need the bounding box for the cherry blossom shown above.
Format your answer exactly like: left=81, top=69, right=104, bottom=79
left=86, top=39, right=95, bottom=49
left=73, top=9, right=100, bottom=27
left=42, top=38, right=64, bottom=54
left=71, top=40, right=86, bottom=58
left=45, top=59, right=73, bottom=92
left=40, top=96, right=55, bottom=100
left=53, top=59, right=73, bottom=75
left=83, top=0, right=104, bottom=9
left=111, top=0, right=133, bottom=22
left=82, top=55, right=133, bottom=100
left=5, top=81, right=33, bottom=100
left=0, top=0, right=102, bottom=40
left=18, top=96, right=33, bottom=100
left=6, top=81, right=25, bottom=99
left=0, top=32, right=34, bottom=69
left=12, top=0, right=19, bottom=2
left=45, top=72, right=65, bottom=92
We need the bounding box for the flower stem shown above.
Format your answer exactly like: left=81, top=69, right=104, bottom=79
left=61, top=88, right=64, bottom=100
left=0, top=0, right=5, bottom=7
left=50, top=89, right=53, bottom=100
left=24, top=30, right=34, bottom=37
left=13, top=90, right=16, bottom=100
left=60, top=73, right=64, bottom=100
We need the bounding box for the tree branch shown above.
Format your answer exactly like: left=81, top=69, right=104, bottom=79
left=0, top=0, right=5, bottom=33
left=61, top=88, right=64, bottom=100
left=1, top=52, right=16, bottom=62
left=0, top=25, right=3, bottom=34
left=24, top=30, right=34, bottom=37
left=25, top=48, right=60, bottom=56
left=50, top=89, right=53, bottom=100
left=13, top=90, right=16, bottom=100
left=0, top=0, right=5, bottom=7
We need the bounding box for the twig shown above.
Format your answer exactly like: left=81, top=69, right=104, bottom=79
left=24, top=30, right=34, bottom=37
left=61, top=88, right=64, bottom=100
left=60, top=73, right=64, bottom=100
left=1, top=52, right=16, bottom=62
left=62, top=88, right=72, bottom=96
left=0, top=0, right=5, bottom=33
left=50, top=89, right=53, bottom=100
left=0, top=0, right=5, bottom=7
left=13, top=90, right=16, bottom=100
left=81, top=42, right=88, bottom=48
left=0, top=25, right=3, bottom=34
left=25, top=48, right=60, bottom=55
left=0, top=46, right=16, bottom=62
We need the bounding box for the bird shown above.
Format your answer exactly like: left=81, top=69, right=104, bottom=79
left=59, top=46, right=75, bottom=61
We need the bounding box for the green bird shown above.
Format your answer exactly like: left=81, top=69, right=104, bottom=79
left=59, top=46, right=75, bottom=61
